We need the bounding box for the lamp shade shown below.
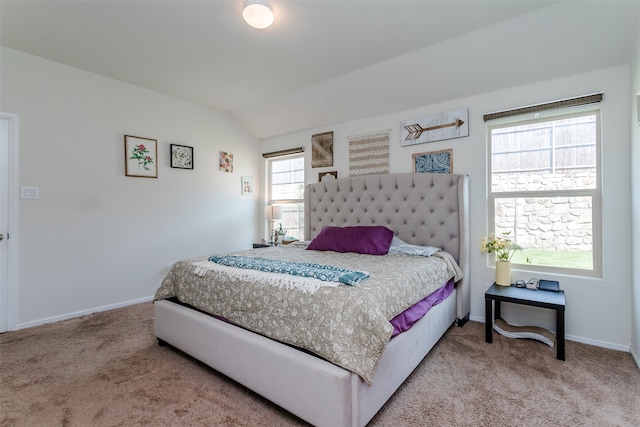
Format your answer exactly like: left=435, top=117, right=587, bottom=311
left=243, top=0, right=274, bottom=29
left=265, top=205, right=282, bottom=221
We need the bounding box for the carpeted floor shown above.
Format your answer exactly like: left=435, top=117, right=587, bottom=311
left=1, top=302, right=639, bottom=426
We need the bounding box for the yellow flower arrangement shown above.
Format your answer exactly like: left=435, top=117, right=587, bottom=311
left=480, top=231, right=523, bottom=262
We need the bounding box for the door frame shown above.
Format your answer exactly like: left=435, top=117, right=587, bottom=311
left=0, top=112, right=19, bottom=332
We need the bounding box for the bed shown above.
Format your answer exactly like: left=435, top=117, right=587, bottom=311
left=153, top=172, right=470, bottom=427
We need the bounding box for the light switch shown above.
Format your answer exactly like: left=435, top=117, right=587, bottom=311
left=20, top=186, right=39, bottom=199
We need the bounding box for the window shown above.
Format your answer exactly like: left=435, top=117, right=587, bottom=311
left=488, top=109, right=601, bottom=276
left=267, top=154, right=305, bottom=240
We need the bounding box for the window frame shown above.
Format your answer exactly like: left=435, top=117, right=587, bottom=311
left=266, top=152, right=305, bottom=241
left=487, top=107, right=603, bottom=278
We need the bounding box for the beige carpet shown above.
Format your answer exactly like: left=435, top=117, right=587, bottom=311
left=1, top=302, right=639, bottom=427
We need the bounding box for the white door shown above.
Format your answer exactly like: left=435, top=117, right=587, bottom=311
left=0, top=113, right=17, bottom=332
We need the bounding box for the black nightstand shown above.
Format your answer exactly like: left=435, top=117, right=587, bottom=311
left=485, top=283, right=566, bottom=360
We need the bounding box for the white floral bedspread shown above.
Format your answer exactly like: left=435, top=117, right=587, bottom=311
left=153, top=244, right=462, bottom=384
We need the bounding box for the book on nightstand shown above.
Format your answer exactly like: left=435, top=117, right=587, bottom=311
left=538, top=279, right=560, bottom=292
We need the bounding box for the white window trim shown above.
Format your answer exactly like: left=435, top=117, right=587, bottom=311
left=266, top=152, right=305, bottom=205
left=265, top=153, right=305, bottom=242
left=487, top=107, right=603, bottom=278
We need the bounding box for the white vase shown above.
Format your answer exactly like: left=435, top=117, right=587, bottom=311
left=495, top=261, right=511, bottom=286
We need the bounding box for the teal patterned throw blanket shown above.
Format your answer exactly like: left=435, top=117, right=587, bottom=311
left=207, top=255, right=369, bottom=286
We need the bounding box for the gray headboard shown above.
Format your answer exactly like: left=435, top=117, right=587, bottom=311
left=304, top=172, right=470, bottom=321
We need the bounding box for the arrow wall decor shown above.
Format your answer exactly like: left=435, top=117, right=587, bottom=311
left=401, top=108, right=469, bottom=147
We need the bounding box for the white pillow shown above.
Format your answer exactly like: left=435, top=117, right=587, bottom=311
left=388, top=236, right=440, bottom=257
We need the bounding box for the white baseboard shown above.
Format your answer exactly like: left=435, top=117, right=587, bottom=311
left=631, top=346, right=640, bottom=370
left=15, top=296, right=154, bottom=331
left=565, top=333, right=631, bottom=353
left=468, top=315, right=632, bottom=353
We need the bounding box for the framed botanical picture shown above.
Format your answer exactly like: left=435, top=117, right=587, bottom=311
left=125, top=135, right=157, bottom=178
left=241, top=176, right=254, bottom=195
left=319, top=171, right=338, bottom=182
left=311, top=131, right=333, bottom=168
left=412, top=149, right=453, bottom=174
left=170, top=144, right=194, bottom=169
left=220, top=151, right=233, bottom=173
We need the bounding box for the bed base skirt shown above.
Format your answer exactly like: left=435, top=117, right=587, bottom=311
left=153, top=288, right=457, bottom=427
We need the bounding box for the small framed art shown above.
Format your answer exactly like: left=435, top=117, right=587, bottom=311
left=220, top=151, right=233, bottom=173
left=412, top=149, right=453, bottom=174
left=170, top=144, right=194, bottom=169
left=241, top=176, right=254, bottom=195
left=125, top=135, right=157, bottom=178
left=319, top=171, right=337, bottom=182
left=311, top=131, right=334, bottom=168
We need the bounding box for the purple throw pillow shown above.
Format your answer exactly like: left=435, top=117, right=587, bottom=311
left=307, top=226, right=394, bottom=255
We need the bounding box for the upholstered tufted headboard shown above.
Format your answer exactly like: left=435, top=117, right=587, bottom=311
left=304, top=172, right=470, bottom=322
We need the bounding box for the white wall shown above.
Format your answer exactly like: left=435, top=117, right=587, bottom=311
left=261, top=66, right=633, bottom=351
left=0, top=47, right=260, bottom=328
left=630, top=25, right=640, bottom=366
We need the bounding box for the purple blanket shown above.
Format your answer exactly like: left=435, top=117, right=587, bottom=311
left=390, top=278, right=455, bottom=337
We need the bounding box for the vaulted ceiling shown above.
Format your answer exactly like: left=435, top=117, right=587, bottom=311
left=1, top=1, right=638, bottom=139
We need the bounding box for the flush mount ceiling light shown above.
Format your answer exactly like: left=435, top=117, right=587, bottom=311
left=243, top=0, right=274, bottom=29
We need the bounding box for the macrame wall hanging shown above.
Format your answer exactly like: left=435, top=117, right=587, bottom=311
left=348, top=130, right=390, bottom=177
